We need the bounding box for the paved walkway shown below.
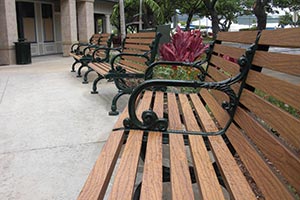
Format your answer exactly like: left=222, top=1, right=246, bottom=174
left=0, top=55, right=128, bottom=200
left=1, top=54, right=299, bottom=200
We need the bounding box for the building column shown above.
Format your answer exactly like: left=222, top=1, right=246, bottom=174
left=105, top=14, right=112, bottom=34
left=61, top=0, right=78, bottom=56
left=0, top=0, right=18, bottom=65
left=77, top=0, right=94, bottom=43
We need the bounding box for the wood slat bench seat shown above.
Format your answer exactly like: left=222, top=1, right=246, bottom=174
left=69, top=33, right=113, bottom=73
left=81, top=32, right=162, bottom=115
left=78, top=28, right=300, bottom=200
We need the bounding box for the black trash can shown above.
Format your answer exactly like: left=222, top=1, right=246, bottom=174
left=15, top=39, right=31, bottom=64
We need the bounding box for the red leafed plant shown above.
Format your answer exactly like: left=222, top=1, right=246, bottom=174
left=159, top=26, right=209, bottom=62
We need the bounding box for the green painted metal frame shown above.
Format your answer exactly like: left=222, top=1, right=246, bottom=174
left=121, top=34, right=261, bottom=136
left=70, top=34, right=114, bottom=73
left=86, top=32, right=162, bottom=115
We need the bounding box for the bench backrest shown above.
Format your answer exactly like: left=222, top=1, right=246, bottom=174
left=205, top=28, right=300, bottom=199
left=91, top=33, right=113, bottom=59
left=120, top=32, right=161, bottom=72
left=89, top=33, right=101, bottom=45
left=92, top=32, right=161, bottom=71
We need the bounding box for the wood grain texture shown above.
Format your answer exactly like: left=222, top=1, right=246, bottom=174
left=108, top=130, right=144, bottom=200
left=252, top=50, right=300, bottom=76
left=109, top=91, right=153, bottom=200
left=197, top=91, right=256, bottom=200
left=125, top=44, right=151, bottom=51
left=121, top=55, right=147, bottom=64
left=235, top=107, right=300, bottom=192
left=213, top=44, right=246, bottom=60
left=180, top=94, right=225, bottom=200
left=217, top=31, right=258, bottom=44
left=247, top=69, right=300, bottom=109
left=88, top=63, right=110, bottom=75
left=127, top=32, right=156, bottom=38
left=77, top=108, right=129, bottom=200
left=119, top=60, right=146, bottom=72
left=259, top=27, right=300, bottom=48
left=167, top=93, right=195, bottom=200
left=126, top=38, right=154, bottom=44
left=140, top=91, right=164, bottom=200
left=210, top=55, right=240, bottom=76
left=201, top=89, right=295, bottom=200
left=241, top=89, right=300, bottom=149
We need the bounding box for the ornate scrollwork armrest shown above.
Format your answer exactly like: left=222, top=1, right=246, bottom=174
left=71, top=42, right=92, bottom=55
left=122, top=45, right=257, bottom=136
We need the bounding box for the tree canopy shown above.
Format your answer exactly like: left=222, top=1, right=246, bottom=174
left=111, top=0, right=300, bottom=35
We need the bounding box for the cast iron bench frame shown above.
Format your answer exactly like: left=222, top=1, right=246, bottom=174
left=78, top=28, right=300, bottom=200
left=80, top=31, right=162, bottom=115
left=69, top=33, right=113, bottom=73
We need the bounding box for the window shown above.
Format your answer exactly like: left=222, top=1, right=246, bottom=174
left=94, top=14, right=105, bottom=34
left=42, top=4, right=54, bottom=42
left=16, top=2, right=36, bottom=42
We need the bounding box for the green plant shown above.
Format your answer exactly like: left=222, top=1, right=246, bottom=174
left=159, top=26, right=208, bottom=62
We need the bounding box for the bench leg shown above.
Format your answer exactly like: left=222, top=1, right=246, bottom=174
left=77, top=64, right=88, bottom=78
left=109, top=90, right=128, bottom=115
left=82, top=68, right=94, bottom=84
left=91, top=75, right=104, bottom=94
left=71, top=60, right=80, bottom=72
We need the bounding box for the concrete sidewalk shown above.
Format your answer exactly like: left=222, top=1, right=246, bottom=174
left=0, top=55, right=128, bottom=200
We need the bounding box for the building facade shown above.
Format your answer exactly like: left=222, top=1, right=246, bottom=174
left=0, top=0, right=117, bottom=65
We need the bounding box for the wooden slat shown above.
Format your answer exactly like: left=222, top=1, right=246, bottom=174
left=126, top=38, right=154, bottom=45
left=217, top=31, right=258, bottom=44
left=119, top=60, right=146, bottom=72
left=99, top=41, right=108, bottom=46
left=140, top=91, right=164, bottom=200
left=210, top=55, right=240, bottom=76
left=201, top=89, right=295, bottom=200
left=235, top=107, right=300, bottom=192
left=77, top=108, right=128, bottom=200
left=179, top=94, right=225, bottom=200
left=252, top=50, right=300, bottom=76
left=247, top=70, right=300, bottom=110
left=108, top=130, right=144, bottom=200
left=125, top=44, right=151, bottom=51
left=195, top=91, right=256, bottom=200
left=123, top=49, right=144, bottom=54
left=167, top=93, right=195, bottom=200
left=108, top=91, right=153, bottom=200
left=213, top=44, right=246, bottom=59
left=117, top=63, right=143, bottom=74
left=88, top=63, right=110, bottom=75
left=122, top=55, right=147, bottom=64
left=127, top=32, right=156, bottom=38
left=69, top=53, right=83, bottom=60
left=259, top=28, right=300, bottom=48
left=240, top=89, right=300, bottom=149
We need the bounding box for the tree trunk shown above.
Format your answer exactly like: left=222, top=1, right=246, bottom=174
left=210, top=10, right=219, bottom=38
left=203, top=0, right=219, bottom=38
left=119, top=0, right=126, bottom=40
left=185, top=12, right=193, bottom=31
left=253, top=0, right=267, bottom=30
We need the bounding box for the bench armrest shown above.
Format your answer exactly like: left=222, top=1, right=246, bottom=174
left=91, top=46, right=123, bottom=63
left=70, top=42, right=91, bottom=55
left=122, top=48, right=256, bottom=136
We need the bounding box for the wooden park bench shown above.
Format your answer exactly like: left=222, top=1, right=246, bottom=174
left=80, top=31, right=162, bottom=115
left=78, top=28, right=300, bottom=200
left=69, top=33, right=113, bottom=73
